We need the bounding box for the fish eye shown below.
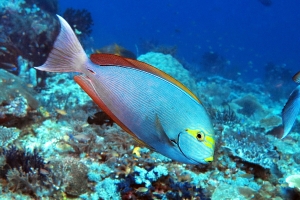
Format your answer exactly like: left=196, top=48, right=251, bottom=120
left=196, top=132, right=205, bottom=141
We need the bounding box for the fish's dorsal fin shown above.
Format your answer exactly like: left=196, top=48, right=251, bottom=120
left=90, top=53, right=201, bottom=103
left=74, top=74, right=149, bottom=146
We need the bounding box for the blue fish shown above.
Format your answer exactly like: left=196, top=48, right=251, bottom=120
left=35, top=15, right=215, bottom=164
left=281, top=72, right=300, bottom=138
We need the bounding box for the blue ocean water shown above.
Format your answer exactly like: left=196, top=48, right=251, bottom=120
left=2, top=0, right=300, bottom=199
left=60, top=0, right=300, bottom=81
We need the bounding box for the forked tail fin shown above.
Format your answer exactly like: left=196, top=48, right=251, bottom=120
left=35, top=15, right=88, bottom=73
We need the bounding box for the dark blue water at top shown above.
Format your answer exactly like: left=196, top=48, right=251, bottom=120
left=59, top=0, right=300, bottom=81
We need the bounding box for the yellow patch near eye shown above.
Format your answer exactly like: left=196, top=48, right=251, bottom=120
left=205, top=135, right=215, bottom=146
left=186, top=129, right=204, bottom=141
left=185, top=129, right=200, bottom=137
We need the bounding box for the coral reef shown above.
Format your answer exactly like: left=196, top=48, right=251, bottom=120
left=0, top=69, right=39, bottom=128
left=0, top=1, right=59, bottom=67
left=0, top=44, right=299, bottom=199
left=222, top=126, right=279, bottom=169
left=233, top=94, right=266, bottom=118
left=0, top=126, right=20, bottom=147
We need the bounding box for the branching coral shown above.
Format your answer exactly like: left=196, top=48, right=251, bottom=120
left=207, top=105, right=240, bottom=126
left=1, top=146, right=47, bottom=177
left=0, top=146, right=59, bottom=197
left=0, top=147, right=88, bottom=197
left=0, top=126, right=20, bottom=147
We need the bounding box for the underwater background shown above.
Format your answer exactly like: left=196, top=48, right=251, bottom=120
left=1, top=0, right=300, bottom=199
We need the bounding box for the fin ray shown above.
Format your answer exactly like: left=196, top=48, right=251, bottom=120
left=282, top=85, right=300, bottom=138
left=90, top=53, right=201, bottom=103
left=35, top=15, right=88, bottom=72
left=74, top=75, right=148, bottom=146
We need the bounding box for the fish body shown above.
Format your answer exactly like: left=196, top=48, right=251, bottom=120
left=282, top=84, right=300, bottom=139
left=35, top=15, right=215, bottom=164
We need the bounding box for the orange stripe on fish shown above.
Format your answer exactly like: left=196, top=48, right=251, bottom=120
left=90, top=53, right=201, bottom=103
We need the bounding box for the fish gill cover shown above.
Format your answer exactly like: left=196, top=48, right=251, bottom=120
left=0, top=0, right=300, bottom=199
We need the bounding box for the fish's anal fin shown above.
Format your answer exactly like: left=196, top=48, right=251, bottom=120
left=90, top=53, right=201, bottom=103
left=74, top=75, right=148, bottom=146
left=155, top=115, right=176, bottom=147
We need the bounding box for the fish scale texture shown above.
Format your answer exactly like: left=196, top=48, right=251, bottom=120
left=88, top=64, right=213, bottom=163
left=138, top=52, right=198, bottom=94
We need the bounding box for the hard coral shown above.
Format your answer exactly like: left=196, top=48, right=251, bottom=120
left=52, top=158, right=88, bottom=196
left=0, top=3, right=59, bottom=67
left=0, top=126, right=20, bottom=147
left=222, top=127, right=279, bottom=169
left=0, top=69, right=39, bottom=128
left=234, top=94, right=265, bottom=117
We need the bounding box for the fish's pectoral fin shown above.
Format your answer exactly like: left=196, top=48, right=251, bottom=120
left=155, top=115, right=176, bottom=147
left=74, top=75, right=148, bottom=146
